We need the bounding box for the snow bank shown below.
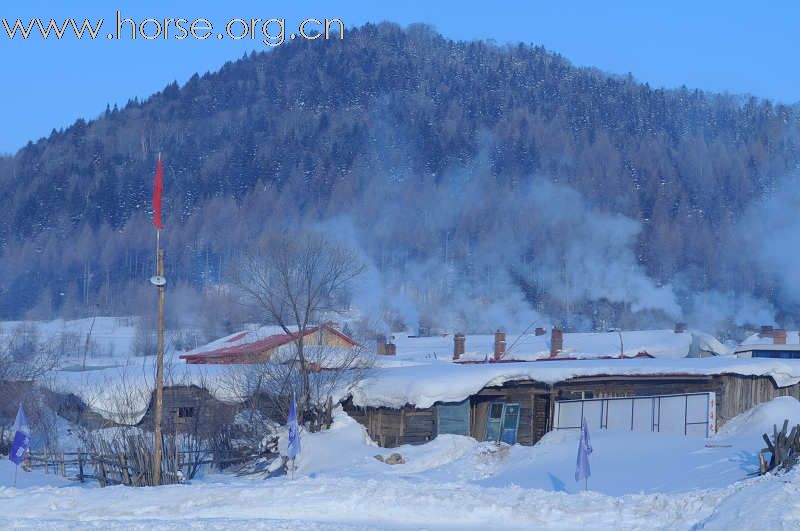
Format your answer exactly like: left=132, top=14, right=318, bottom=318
left=717, top=396, right=800, bottom=438
left=0, top=460, right=71, bottom=489
left=3, top=401, right=800, bottom=528
left=348, top=357, right=800, bottom=408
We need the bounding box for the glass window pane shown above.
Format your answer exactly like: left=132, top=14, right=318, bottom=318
left=502, top=404, right=519, bottom=430
left=489, top=403, right=504, bottom=419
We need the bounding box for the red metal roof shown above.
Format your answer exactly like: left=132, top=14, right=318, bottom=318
left=224, top=332, right=249, bottom=343
left=179, top=324, right=358, bottom=364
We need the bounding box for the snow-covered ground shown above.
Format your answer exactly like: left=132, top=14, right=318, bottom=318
left=1, top=398, right=800, bottom=529
left=4, top=317, right=800, bottom=528
left=0, top=316, right=140, bottom=367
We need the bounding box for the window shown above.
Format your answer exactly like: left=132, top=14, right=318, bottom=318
left=178, top=407, right=194, bottom=418
left=489, top=403, right=504, bottom=419
left=754, top=350, right=800, bottom=359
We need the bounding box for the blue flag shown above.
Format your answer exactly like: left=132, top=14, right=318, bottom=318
left=287, top=395, right=301, bottom=461
left=574, top=417, right=592, bottom=483
left=9, top=406, right=30, bottom=466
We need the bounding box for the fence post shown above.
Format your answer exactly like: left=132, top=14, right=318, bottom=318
left=78, top=451, right=84, bottom=483
left=60, top=453, right=66, bottom=477
left=119, top=455, right=131, bottom=486
left=98, top=459, right=107, bottom=488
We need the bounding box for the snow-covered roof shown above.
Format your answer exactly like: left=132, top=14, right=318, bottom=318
left=386, top=329, right=725, bottom=361
left=347, top=357, right=800, bottom=409
left=179, top=323, right=358, bottom=364
left=46, top=322, right=366, bottom=424
left=182, top=325, right=300, bottom=358
left=48, top=359, right=236, bottom=425
left=739, top=331, right=800, bottom=348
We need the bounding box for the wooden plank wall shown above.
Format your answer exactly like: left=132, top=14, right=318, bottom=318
left=714, top=374, right=800, bottom=426
left=341, top=398, right=435, bottom=447
left=138, top=385, right=239, bottom=437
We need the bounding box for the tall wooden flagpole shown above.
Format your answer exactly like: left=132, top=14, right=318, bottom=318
left=151, top=153, right=166, bottom=486
left=153, top=241, right=165, bottom=485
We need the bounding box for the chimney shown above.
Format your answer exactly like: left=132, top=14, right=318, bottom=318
left=376, top=334, right=386, bottom=356
left=385, top=342, right=397, bottom=355
left=453, top=333, right=465, bottom=360
left=773, top=329, right=787, bottom=345
left=759, top=325, right=774, bottom=339
left=534, top=327, right=546, bottom=336
left=550, top=328, right=563, bottom=358
left=494, top=330, right=506, bottom=361
left=674, top=322, right=686, bottom=334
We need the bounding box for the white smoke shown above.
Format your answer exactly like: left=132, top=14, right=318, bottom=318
left=687, top=290, right=776, bottom=332
left=524, top=180, right=681, bottom=319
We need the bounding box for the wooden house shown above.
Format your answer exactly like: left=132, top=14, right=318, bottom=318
left=343, top=357, right=800, bottom=448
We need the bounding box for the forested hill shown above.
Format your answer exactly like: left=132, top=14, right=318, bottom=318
left=1, top=22, right=798, bottom=333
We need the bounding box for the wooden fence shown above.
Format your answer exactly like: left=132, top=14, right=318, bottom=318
left=23, top=448, right=246, bottom=487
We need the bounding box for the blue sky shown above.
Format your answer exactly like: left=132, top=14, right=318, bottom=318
left=0, top=0, right=798, bottom=155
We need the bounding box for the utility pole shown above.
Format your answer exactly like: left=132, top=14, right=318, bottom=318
left=150, top=153, right=166, bottom=486
left=153, top=245, right=166, bottom=485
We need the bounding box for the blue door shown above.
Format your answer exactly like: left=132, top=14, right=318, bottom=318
left=486, top=402, right=504, bottom=441
left=485, top=402, right=520, bottom=444
left=500, top=404, right=520, bottom=444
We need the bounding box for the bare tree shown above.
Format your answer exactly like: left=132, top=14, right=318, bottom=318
left=0, top=323, right=62, bottom=381
left=233, top=231, right=366, bottom=429
left=222, top=342, right=374, bottom=435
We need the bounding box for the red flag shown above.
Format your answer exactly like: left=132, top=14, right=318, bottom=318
left=153, top=156, right=164, bottom=229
